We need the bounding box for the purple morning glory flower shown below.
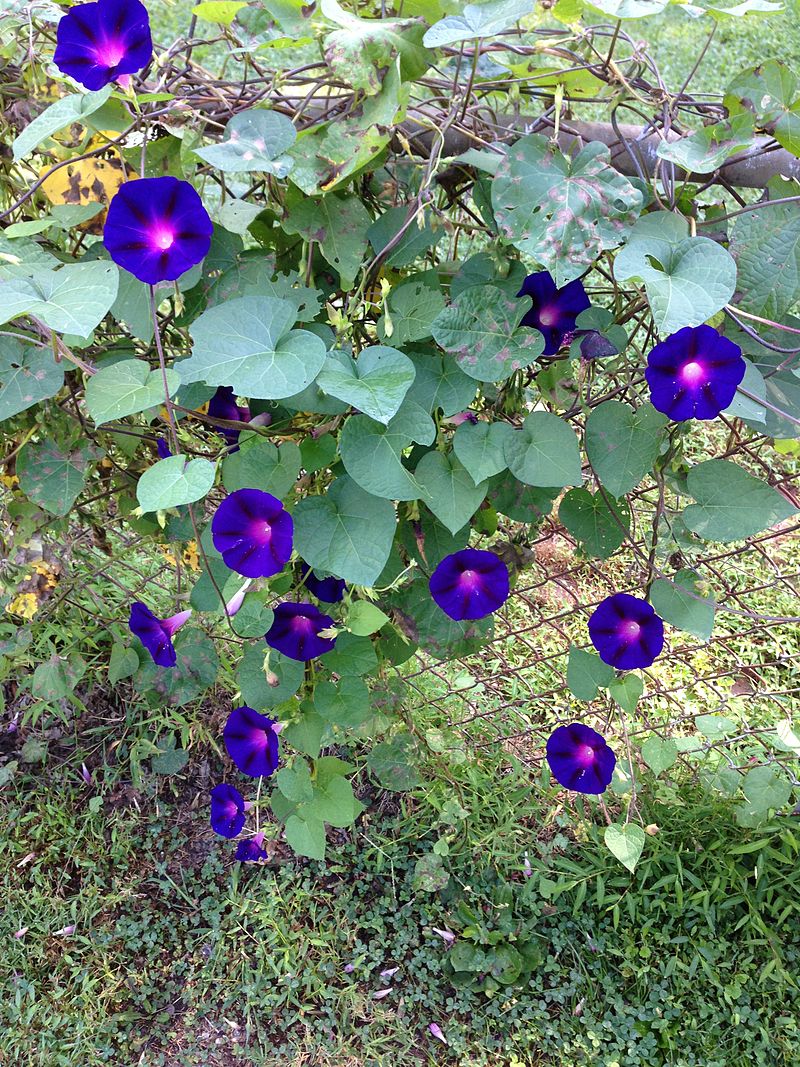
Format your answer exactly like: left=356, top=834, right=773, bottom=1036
left=208, top=386, right=250, bottom=446
left=300, top=562, right=345, bottom=604
left=517, top=271, right=590, bottom=356
left=265, top=602, right=336, bottom=661
left=211, top=488, right=293, bottom=579
left=235, top=833, right=268, bottom=863
left=223, top=706, right=280, bottom=778
left=429, top=549, right=510, bottom=621
left=546, top=723, right=616, bottom=794
left=210, top=783, right=246, bottom=839
left=588, top=593, right=664, bottom=670
left=53, top=0, right=152, bottom=91
left=103, top=176, right=213, bottom=285
left=128, top=601, right=191, bottom=668
left=156, top=437, right=172, bottom=459
left=645, top=325, right=746, bottom=421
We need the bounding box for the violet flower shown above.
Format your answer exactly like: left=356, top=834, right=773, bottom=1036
left=210, top=783, right=246, bottom=839
left=235, top=832, right=268, bottom=863
left=265, top=602, right=337, bottom=661
left=156, top=437, right=172, bottom=459
left=546, top=723, right=616, bottom=794
left=429, top=548, right=509, bottom=621
left=300, top=562, right=345, bottom=604
left=54, top=0, right=152, bottom=91
left=645, top=325, right=746, bottom=421
left=104, top=176, right=212, bottom=284
left=517, top=271, right=590, bottom=355
left=128, top=601, right=191, bottom=668
left=223, top=705, right=280, bottom=778
left=588, top=592, right=664, bottom=670
left=211, top=488, right=293, bottom=579
left=208, top=386, right=251, bottom=447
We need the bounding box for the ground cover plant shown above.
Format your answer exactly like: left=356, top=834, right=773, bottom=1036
left=1, top=0, right=799, bottom=1063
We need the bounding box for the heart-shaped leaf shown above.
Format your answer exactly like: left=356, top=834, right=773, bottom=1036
left=604, top=823, right=645, bottom=873
left=682, top=459, right=797, bottom=542
left=195, top=108, right=296, bottom=174
left=0, top=340, right=63, bottom=419
left=585, top=400, right=667, bottom=497
left=453, top=419, right=513, bottom=484
left=415, top=451, right=488, bottom=534
left=339, top=414, right=420, bottom=500
left=86, top=359, right=180, bottom=425
left=137, top=455, right=216, bottom=512
left=504, top=411, right=582, bottom=488
left=317, top=345, right=415, bottom=424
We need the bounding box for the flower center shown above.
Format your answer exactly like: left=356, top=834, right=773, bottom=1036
left=97, top=40, right=125, bottom=67
left=620, top=619, right=641, bottom=641
left=680, top=360, right=705, bottom=385
left=153, top=230, right=175, bottom=251
left=538, top=306, right=559, bottom=327
left=577, top=744, right=596, bottom=766
left=459, top=568, right=480, bottom=589
left=291, top=614, right=315, bottom=633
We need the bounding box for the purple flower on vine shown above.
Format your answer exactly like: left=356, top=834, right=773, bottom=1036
left=235, top=832, right=268, bottom=863
left=517, top=271, right=590, bottom=355
left=588, top=593, right=664, bottom=670
left=211, top=488, right=293, bottom=579
left=265, top=602, right=336, bottom=661
left=208, top=386, right=251, bottom=446
left=54, top=0, right=152, bottom=91
left=156, top=437, right=172, bottom=459
left=645, top=325, right=746, bottom=421
left=223, top=706, right=280, bottom=778
left=546, top=723, right=616, bottom=794
left=103, top=176, right=212, bottom=284
left=210, top=783, right=246, bottom=839
left=429, top=549, right=510, bottom=621
left=300, top=562, right=346, bottom=604
left=128, top=601, right=191, bottom=668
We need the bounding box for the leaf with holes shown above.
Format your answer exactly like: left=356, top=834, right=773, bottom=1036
left=195, top=108, right=296, bottom=174
left=322, top=0, right=431, bottom=94
left=656, top=115, right=756, bottom=174
left=725, top=60, right=800, bottom=156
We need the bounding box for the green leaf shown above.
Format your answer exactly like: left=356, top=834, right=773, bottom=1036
left=317, top=345, right=415, bottom=424
left=222, top=432, right=301, bottom=498
left=367, top=732, right=421, bottom=791
left=656, top=114, right=756, bottom=174
left=504, top=411, right=582, bottom=488
left=300, top=433, right=337, bottom=473
left=367, top=205, right=444, bottom=268
left=136, top=456, right=216, bottom=512
left=695, top=713, right=737, bottom=739
left=217, top=198, right=263, bottom=234
left=195, top=108, right=296, bottom=174
left=85, top=358, right=180, bottom=425
left=566, top=646, right=614, bottom=701
left=726, top=60, right=800, bottom=156
left=683, top=459, right=797, bottom=542
left=284, top=813, right=327, bottom=860
left=230, top=593, right=274, bottom=639
left=742, top=765, right=792, bottom=813
left=347, top=601, right=390, bottom=636
left=613, top=212, right=737, bottom=333
left=314, top=676, right=372, bottom=727
left=432, top=284, right=544, bottom=383
left=135, top=630, right=220, bottom=707
left=588, top=0, right=668, bottom=15
left=31, top=653, right=85, bottom=701
left=378, top=277, right=445, bottom=345
left=559, top=488, right=629, bottom=558
left=413, top=852, right=450, bottom=892
left=1, top=262, right=119, bottom=337
left=423, top=0, right=532, bottom=47
left=282, top=705, right=326, bottom=759
left=182, top=295, right=327, bottom=399
left=603, top=824, right=645, bottom=873
left=650, top=569, right=715, bottom=640
left=108, top=643, right=139, bottom=685
left=300, top=775, right=364, bottom=828
left=192, top=1, right=247, bottom=24
left=322, top=0, right=432, bottom=94
left=12, top=87, right=113, bottom=160
left=284, top=193, right=371, bottom=288
left=453, top=420, right=512, bottom=484
left=324, top=631, right=379, bottom=676
left=277, top=760, right=314, bottom=804
left=730, top=201, right=800, bottom=320
left=641, top=736, right=679, bottom=776
left=405, top=350, right=476, bottom=417
left=237, top=644, right=304, bottom=708
left=17, top=439, right=93, bottom=516
left=151, top=743, right=190, bottom=776
left=585, top=401, right=667, bottom=497
left=293, top=475, right=396, bottom=586
left=339, top=414, right=420, bottom=500
left=0, top=340, right=63, bottom=419
left=492, top=135, right=641, bottom=285
left=415, top=451, right=488, bottom=534
left=487, top=472, right=558, bottom=523
left=609, top=673, right=643, bottom=714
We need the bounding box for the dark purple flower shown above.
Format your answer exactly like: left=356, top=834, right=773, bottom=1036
left=429, top=548, right=510, bottom=621
left=588, top=593, right=664, bottom=670
left=54, top=0, right=152, bottom=91
left=546, top=723, right=616, bottom=794
left=223, top=706, right=280, bottom=778
left=517, top=271, right=590, bottom=356
left=300, top=562, right=345, bottom=604
left=208, top=386, right=250, bottom=446
left=128, top=601, right=191, bottom=668
left=265, top=602, right=336, bottom=661
left=645, top=325, right=746, bottom=421
left=210, top=783, right=246, bottom=839
left=211, top=488, right=293, bottom=579
left=235, top=833, right=268, bottom=863
left=156, top=437, right=172, bottom=459
left=103, top=176, right=212, bottom=284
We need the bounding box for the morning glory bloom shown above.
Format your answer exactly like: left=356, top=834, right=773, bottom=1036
left=156, top=437, right=172, bottom=459
left=429, top=549, right=510, bottom=621
left=128, top=601, right=191, bottom=668
left=265, top=602, right=336, bottom=661
left=645, top=325, right=746, bottom=421
left=235, top=832, right=268, bottom=863
left=104, top=176, right=213, bottom=284
left=517, top=271, right=590, bottom=356
left=588, top=593, right=664, bottom=670
left=54, top=0, right=152, bottom=91
left=210, top=783, right=246, bottom=839
left=208, top=386, right=251, bottom=446
left=546, top=723, right=616, bottom=794
left=300, top=562, right=346, bottom=604
left=223, top=706, right=280, bottom=778
left=211, top=488, right=293, bottom=579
